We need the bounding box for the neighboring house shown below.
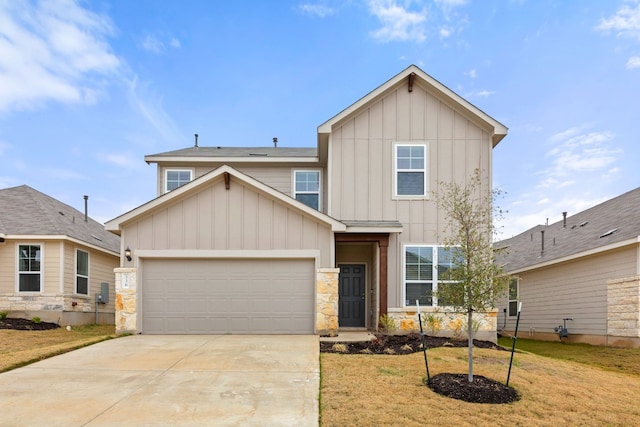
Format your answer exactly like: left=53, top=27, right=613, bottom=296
left=105, top=65, right=508, bottom=338
left=0, top=185, right=120, bottom=325
left=496, top=187, right=640, bottom=348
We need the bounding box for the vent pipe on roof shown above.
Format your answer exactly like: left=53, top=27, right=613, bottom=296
left=562, top=212, right=567, bottom=228
left=83, top=195, right=88, bottom=222
left=273, top=137, right=278, bottom=148
left=194, top=133, right=199, bottom=148
left=540, top=230, right=545, bottom=256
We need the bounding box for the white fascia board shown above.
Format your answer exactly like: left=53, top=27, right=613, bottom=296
left=3, top=235, right=118, bottom=257
left=343, top=226, right=404, bottom=233
left=506, top=236, right=640, bottom=275
left=144, top=156, right=319, bottom=164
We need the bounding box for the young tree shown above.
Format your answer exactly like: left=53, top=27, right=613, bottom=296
left=432, top=169, right=508, bottom=382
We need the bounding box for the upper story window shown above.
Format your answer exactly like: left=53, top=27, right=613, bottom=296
left=293, top=170, right=321, bottom=210
left=76, top=249, right=89, bottom=295
left=395, top=144, right=427, bottom=197
left=18, top=244, right=41, bottom=292
left=404, top=245, right=459, bottom=307
left=164, top=169, right=193, bottom=193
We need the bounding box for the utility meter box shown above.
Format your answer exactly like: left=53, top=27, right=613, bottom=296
left=96, top=282, right=109, bottom=304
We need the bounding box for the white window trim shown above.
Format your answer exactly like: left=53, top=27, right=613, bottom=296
left=75, top=249, right=90, bottom=296
left=402, top=244, right=458, bottom=308
left=16, top=242, right=43, bottom=293
left=508, top=277, right=519, bottom=317
left=163, top=168, right=194, bottom=193
left=393, top=142, right=428, bottom=199
left=292, top=169, right=322, bottom=210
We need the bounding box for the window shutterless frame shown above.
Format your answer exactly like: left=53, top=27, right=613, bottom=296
left=17, top=243, right=42, bottom=292
left=394, top=143, right=427, bottom=198
left=164, top=169, right=193, bottom=193
left=292, top=169, right=322, bottom=210
left=76, top=249, right=89, bottom=295
left=508, top=277, right=519, bottom=317
left=403, top=244, right=459, bottom=308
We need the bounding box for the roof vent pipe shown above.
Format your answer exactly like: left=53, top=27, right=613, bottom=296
left=273, top=137, right=278, bottom=148
left=540, top=230, right=545, bottom=256
left=562, top=212, right=567, bottom=228
left=83, top=195, right=88, bottom=222
left=194, top=133, right=199, bottom=148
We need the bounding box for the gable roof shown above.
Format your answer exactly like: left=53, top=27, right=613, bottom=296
left=317, top=64, right=508, bottom=147
left=0, top=185, right=120, bottom=254
left=496, top=187, right=640, bottom=273
left=105, top=164, right=347, bottom=233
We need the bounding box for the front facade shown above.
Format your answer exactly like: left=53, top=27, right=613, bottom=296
left=0, top=186, right=120, bottom=325
left=106, top=65, right=508, bottom=338
left=496, top=187, right=640, bottom=348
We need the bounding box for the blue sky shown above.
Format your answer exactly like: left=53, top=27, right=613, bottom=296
left=1, top=0, right=639, bottom=238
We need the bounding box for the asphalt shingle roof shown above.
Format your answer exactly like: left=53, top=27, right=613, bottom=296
left=496, top=186, right=640, bottom=272
left=0, top=185, right=120, bottom=253
left=146, top=146, right=318, bottom=158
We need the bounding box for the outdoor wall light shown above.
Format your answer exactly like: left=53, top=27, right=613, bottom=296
left=125, top=246, right=132, bottom=262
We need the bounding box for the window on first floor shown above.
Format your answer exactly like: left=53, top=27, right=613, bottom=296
left=164, top=169, right=193, bottom=193
left=18, top=244, right=41, bottom=292
left=293, top=170, right=321, bottom=210
left=404, top=245, right=459, bottom=307
left=76, top=249, right=89, bottom=295
left=395, top=144, right=427, bottom=197
left=508, top=277, right=519, bottom=316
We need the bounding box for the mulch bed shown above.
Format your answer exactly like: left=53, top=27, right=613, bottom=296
left=321, top=333, right=520, bottom=404
left=0, top=318, right=60, bottom=331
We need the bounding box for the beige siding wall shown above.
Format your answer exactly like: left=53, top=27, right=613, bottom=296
left=329, top=82, right=493, bottom=310
left=123, top=175, right=333, bottom=266
left=0, top=242, right=14, bottom=293
left=504, top=246, right=638, bottom=338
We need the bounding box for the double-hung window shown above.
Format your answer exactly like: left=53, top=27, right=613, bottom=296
left=164, top=169, right=192, bottom=192
left=404, top=245, right=459, bottom=307
left=508, top=278, right=519, bottom=316
left=293, top=170, right=321, bottom=210
left=76, top=249, right=89, bottom=295
left=18, top=244, right=41, bottom=292
left=395, top=144, right=427, bottom=197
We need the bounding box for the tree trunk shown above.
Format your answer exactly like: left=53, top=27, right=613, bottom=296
left=468, top=310, right=473, bottom=382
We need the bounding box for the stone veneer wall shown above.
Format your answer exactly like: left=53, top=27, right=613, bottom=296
left=316, top=268, right=339, bottom=336
left=607, top=275, right=640, bottom=340
left=115, top=267, right=137, bottom=334
left=386, top=309, right=498, bottom=342
left=0, top=295, right=113, bottom=325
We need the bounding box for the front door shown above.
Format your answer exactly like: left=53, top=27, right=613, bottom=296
left=338, top=264, right=366, bottom=327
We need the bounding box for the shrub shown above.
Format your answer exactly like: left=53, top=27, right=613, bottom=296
left=31, top=316, right=41, bottom=324
left=422, top=310, right=443, bottom=336
left=0, top=311, right=8, bottom=320
left=379, top=314, right=397, bottom=334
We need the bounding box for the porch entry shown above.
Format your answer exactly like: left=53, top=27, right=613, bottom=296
left=338, top=264, right=366, bottom=327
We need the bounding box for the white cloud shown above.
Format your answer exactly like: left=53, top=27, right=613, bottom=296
left=465, top=69, right=477, bottom=78
left=298, top=3, right=334, bottom=17
left=170, top=38, right=181, bottom=48
left=596, top=2, right=640, bottom=40
left=101, top=153, right=139, bottom=169
left=367, top=0, right=428, bottom=42
left=464, top=89, right=495, bottom=98
left=141, top=34, right=181, bottom=54
left=0, top=0, right=120, bottom=113
left=439, top=26, right=452, bottom=39
left=626, top=55, right=640, bottom=68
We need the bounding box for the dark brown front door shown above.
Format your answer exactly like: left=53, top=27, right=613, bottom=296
left=338, top=264, right=366, bottom=327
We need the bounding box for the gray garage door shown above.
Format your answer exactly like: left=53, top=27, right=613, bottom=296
left=142, top=258, right=314, bottom=334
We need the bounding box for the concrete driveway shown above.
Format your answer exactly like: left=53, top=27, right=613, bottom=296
left=0, top=335, right=319, bottom=426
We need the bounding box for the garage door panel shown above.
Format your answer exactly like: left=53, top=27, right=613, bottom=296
left=142, top=259, right=314, bottom=334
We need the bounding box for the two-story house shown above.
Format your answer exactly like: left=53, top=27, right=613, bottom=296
left=105, top=65, right=508, bottom=338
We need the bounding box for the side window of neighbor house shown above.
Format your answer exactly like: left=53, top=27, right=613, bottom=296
left=293, top=170, right=321, bottom=210
left=508, top=278, right=519, bottom=316
left=404, top=245, right=459, bottom=307
left=76, top=249, right=89, bottom=295
left=165, top=169, right=192, bottom=192
left=18, top=244, right=41, bottom=292
left=395, top=144, right=427, bottom=197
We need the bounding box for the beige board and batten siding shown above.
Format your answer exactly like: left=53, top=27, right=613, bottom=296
left=123, top=175, right=332, bottom=263
left=328, top=81, right=493, bottom=309
left=505, top=246, right=637, bottom=338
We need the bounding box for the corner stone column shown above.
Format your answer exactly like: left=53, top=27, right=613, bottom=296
left=316, top=268, right=339, bottom=336
left=115, top=267, right=138, bottom=334
left=607, top=275, right=640, bottom=338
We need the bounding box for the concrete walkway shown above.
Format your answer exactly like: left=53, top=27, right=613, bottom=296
left=0, top=335, right=319, bottom=427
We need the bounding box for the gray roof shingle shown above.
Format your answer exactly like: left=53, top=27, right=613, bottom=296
left=145, top=146, right=317, bottom=159
left=496, top=187, right=640, bottom=272
left=0, top=185, right=120, bottom=254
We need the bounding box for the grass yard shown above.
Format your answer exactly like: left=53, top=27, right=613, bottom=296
left=0, top=324, right=118, bottom=373
left=320, top=344, right=640, bottom=426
